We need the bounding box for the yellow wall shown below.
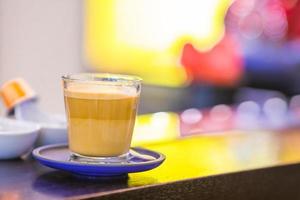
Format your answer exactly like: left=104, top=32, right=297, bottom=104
left=85, top=0, right=231, bottom=87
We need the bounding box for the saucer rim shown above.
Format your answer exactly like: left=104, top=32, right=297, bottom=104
left=32, top=143, right=165, bottom=167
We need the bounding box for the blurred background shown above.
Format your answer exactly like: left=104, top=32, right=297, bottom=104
left=1, top=0, right=300, bottom=139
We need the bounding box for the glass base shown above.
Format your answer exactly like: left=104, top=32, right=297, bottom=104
left=69, top=152, right=129, bottom=164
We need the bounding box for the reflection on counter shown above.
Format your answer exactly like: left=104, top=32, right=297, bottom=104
left=129, top=130, right=300, bottom=185
left=132, top=112, right=180, bottom=146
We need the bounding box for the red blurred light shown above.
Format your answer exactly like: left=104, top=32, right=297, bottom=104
left=181, top=36, right=244, bottom=86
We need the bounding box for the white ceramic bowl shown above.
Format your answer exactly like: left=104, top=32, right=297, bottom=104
left=0, top=118, right=40, bottom=159
left=14, top=105, right=68, bottom=146
left=36, top=123, right=68, bottom=146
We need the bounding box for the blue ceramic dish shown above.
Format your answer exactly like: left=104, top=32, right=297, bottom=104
left=33, top=144, right=165, bottom=177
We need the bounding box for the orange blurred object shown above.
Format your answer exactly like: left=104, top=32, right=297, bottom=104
left=0, top=78, right=36, bottom=110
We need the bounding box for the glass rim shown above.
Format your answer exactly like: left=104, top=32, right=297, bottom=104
left=62, top=73, right=142, bottom=85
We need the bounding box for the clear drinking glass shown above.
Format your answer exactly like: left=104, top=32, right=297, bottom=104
left=62, top=73, right=141, bottom=163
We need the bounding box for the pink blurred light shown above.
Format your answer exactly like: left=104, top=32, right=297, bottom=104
left=239, top=12, right=263, bottom=39
left=210, top=104, right=233, bottom=122
left=181, top=108, right=203, bottom=124
left=263, top=4, right=287, bottom=40
left=231, top=0, right=255, bottom=17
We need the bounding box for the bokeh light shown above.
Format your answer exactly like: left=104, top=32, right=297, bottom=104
left=210, top=104, right=232, bottom=122
left=180, top=108, right=203, bottom=125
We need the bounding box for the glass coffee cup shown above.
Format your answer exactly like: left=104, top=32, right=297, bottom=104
left=62, top=73, right=141, bottom=163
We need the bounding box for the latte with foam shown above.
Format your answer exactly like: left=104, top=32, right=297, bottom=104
left=64, top=84, right=139, bottom=157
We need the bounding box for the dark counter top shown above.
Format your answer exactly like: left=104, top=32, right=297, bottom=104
left=1, top=130, right=300, bottom=199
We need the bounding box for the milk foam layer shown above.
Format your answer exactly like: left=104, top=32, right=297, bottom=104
left=64, top=83, right=138, bottom=99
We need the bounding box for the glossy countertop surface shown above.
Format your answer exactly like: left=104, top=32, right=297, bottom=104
left=1, top=129, right=300, bottom=199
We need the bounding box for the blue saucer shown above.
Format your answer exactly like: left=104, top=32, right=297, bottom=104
left=32, top=144, right=165, bottom=177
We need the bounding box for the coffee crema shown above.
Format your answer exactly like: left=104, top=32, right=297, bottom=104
left=64, top=85, right=139, bottom=157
